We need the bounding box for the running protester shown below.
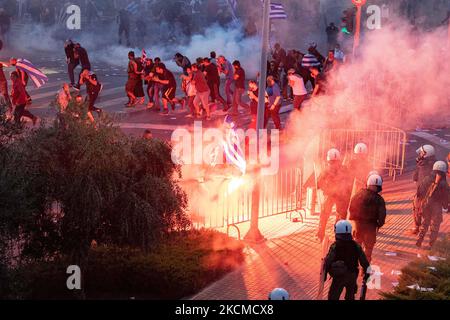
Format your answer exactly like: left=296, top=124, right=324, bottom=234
left=192, top=63, right=211, bottom=120
left=154, top=63, right=178, bottom=115
left=217, top=55, right=234, bottom=110
left=287, top=68, right=308, bottom=111
left=231, top=60, right=246, bottom=115
left=80, top=69, right=103, bottom=123
left=10, top=71, right=37, bottom=125
left=125, top=51, right=141, bottom=108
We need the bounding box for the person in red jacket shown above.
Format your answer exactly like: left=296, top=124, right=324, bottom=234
left=10, top=71, right=37, bottom=125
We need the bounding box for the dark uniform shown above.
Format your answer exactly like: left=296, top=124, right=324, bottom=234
left=325, top=235, right=370, bottom=300
left=349, top=188, right=386, bottom=262
left=347, top=156, right=372, bottom=189
left=416, top=171, right=449, bottom=247
left=412, top=156, right=437, bottom=232
left=317, top=162, right=352, bottom=241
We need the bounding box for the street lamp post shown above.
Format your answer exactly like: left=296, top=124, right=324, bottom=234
left=244, top=0, right=270, bottom=243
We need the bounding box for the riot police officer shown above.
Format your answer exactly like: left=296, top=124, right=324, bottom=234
left=349, top=174, right=386, bottom=263
left=325, top=220, right=370, bottom=300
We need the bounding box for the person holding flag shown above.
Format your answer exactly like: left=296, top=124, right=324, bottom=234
left=10, top=71, right=37, bottom=126
left=10, top=57, right=49, bottom=105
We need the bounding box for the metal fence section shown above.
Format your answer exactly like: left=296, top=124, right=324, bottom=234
left=183, top=167, right=304, bottom=239
left=318, top=121, right=407, bottom=178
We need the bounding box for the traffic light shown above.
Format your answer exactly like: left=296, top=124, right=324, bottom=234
left=341, top=9, right=355, bottom=34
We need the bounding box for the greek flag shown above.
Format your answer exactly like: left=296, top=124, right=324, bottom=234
left=16, top=59, right=48, bottom=88
left=222, top=116, right=246, bottom=175
left=125, top=1, right=139, bottom=15
left=270, top=2, right=287, bottom=20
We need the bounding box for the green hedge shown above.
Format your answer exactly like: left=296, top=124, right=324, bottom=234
left=382, top=236, right=450, bottom=300
left=3, top=230, right=244, bottom=300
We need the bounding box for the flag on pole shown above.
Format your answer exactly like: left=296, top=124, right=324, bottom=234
left=222, top=115, right=246, bottom=175
left=125, top=1, right=139, bottom=15
left=270, top=2, right=287, bottom=20
left=226, top=0, right=240, bottom=25
left=15, top=59, right=48, bottom=88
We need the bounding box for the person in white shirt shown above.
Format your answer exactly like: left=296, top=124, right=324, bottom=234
left=287, top=69, right=308, bottom=111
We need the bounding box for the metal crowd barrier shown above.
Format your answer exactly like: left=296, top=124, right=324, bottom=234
left=183, top=166, right=304, bottom=239
left=318, top=121, right=407, bottom=178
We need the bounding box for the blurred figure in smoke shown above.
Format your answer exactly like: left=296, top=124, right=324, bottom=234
left=230, top=60, right=246, bottom=116
left=415, top=161, right=449, bottom=248
left=287, top=68, right=307, bottom=111
left=323, top=50, right=338, bottom=74
left=133, top=55, right=146, bottom=106
left=326, top=22, right=339, bottom=50
left=349, top=174, right=386, bottom=263
left=117, top=8, right=131, bottom=47
left=310, top=67, right=327, bottom=98
left=203, top=58, right=227, bottom=110
left=316, top=149, right=350, bottom=242
left=244, top=16, right=257, bottom=38
left=191, top=63, right=211, bottom=120
left=0, top=60, right=11, bottom=109
left=210, top=51, right=217, bottom=65
left=245, top=80, right=259, bottom=130
left=174, top=52, right=191, bottom=76
left=10, top=71, right=37, bottom=125
left=217, top=55, right=234, bottom=111
left=79, top=69, right=103, bottom=123
left=267, top=60, right=280, bottom=85
left=411, top=145, right=437, bottom=234
left=347, top=143, right=371, bottom=192
left=74, top=43, right=91, bottom=90
left=125, top=51, right=140, bottom=108
left=143, top=58, right=155, bottom=108
left=64, top=40, right=79, bottom=88
left=0, top=8, right=11, bottom=44
left=264, top=76, right=281, bottom=130
left=153, top=63, right=178, bottom=115
left=334, top=44, right=346, bottom=63
left=272, top=43, right=287, bottom=99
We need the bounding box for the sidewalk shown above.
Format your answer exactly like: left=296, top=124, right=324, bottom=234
left=191, top=171, right=450, bottom=300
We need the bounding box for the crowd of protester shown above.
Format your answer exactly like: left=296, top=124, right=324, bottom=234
left=115, top=41, right=345, bottom=128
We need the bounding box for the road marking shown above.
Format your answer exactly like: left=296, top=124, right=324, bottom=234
left=410, top=132, right=450, bottom=150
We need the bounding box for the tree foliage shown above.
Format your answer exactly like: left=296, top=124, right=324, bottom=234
left=382, top=236, right=450, bottom=300
left=0, top=113, right=189, bottom=266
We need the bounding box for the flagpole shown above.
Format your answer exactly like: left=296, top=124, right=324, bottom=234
left=244, top=0, right=270, bottom=243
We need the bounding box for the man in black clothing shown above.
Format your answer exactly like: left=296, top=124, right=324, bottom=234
left=326, top=23, right=339, bottom=50
left=415, top=161, right=449, bottom=248
left=64, top=40, right=79, bottom=88
left=349, top=174, right=386, bottom=262
left=203, top=58, right=227, bottom=109
left=154, top=63, right=177, bottom=115
left=118, top=9, right=131, bottom=47
left=174, top=53, right=191, bottom=76
left=411, top=145, right=437, bottom=234
left=231, top=60, right=245, bottom=115
left=133, top=55, right=145, bottom=105
left=325, top=220, right=370, bottom=300
left=74, top=43, right=91, bottom=90
left=80, top=69, right=102, bottom=123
